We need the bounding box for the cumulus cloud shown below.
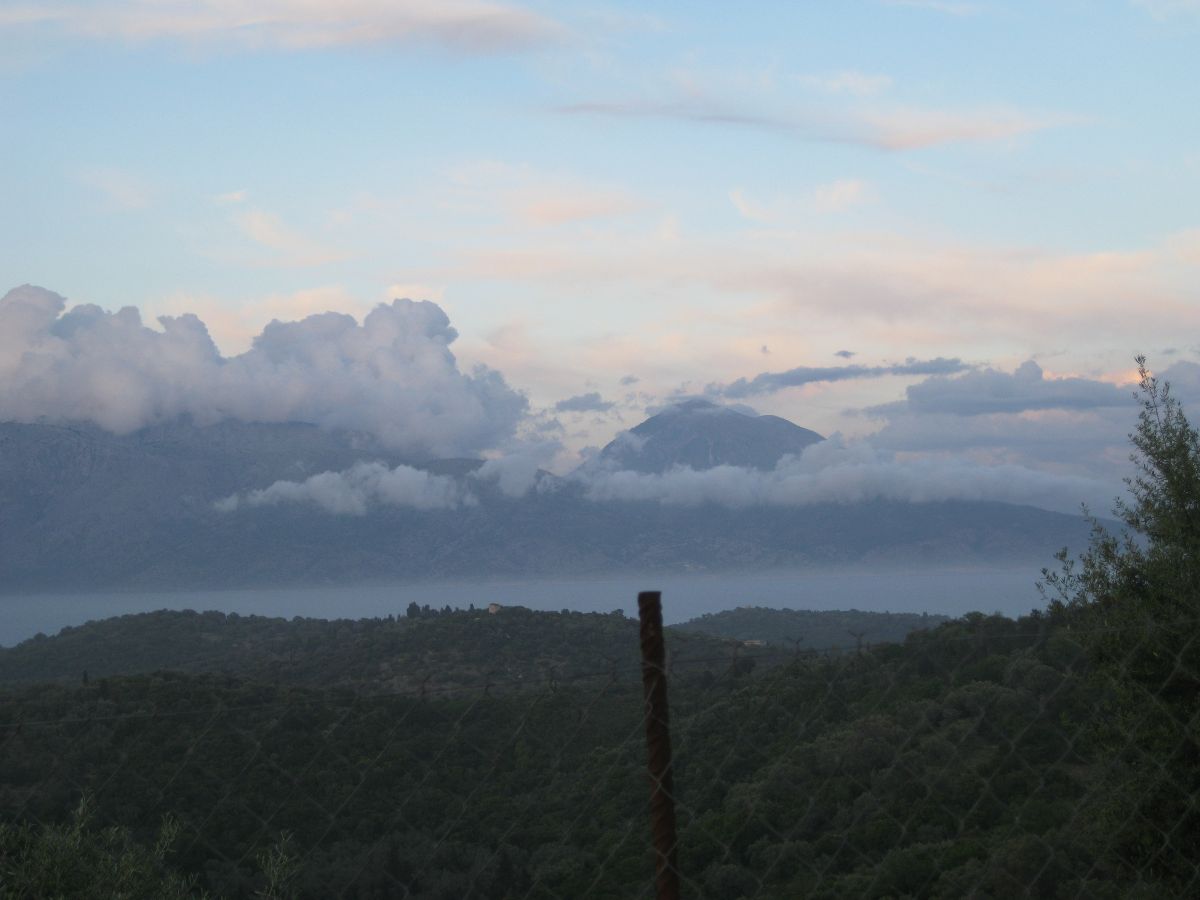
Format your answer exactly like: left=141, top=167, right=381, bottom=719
left=577, top=436, right=1109, bottom=515
left=216, top=462, right=473, bottom=515
left=711, top=357, right=970, bottom=399
left=0, top=284, right=526, bottom=458
left=554, top=391, right=615, bottom=413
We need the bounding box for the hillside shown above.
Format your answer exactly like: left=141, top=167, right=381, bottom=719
left=676, top=606, right=951, bottom=650
left=0, top=607, right=737, bottom=693
left=1, top=609, right=1187, bottom=898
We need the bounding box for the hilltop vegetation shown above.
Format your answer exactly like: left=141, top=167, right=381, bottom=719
left=0, top=609, right=1188, bottom=898
left=0, top=605, right=949, bottom=693
left=675, top=607, right=949, bottom=651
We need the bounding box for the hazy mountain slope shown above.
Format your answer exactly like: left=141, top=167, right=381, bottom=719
left=0, top=417, right=1101, bottom=590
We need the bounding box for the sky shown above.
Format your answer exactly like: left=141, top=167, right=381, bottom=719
left=3, top=0, right=1199, bottom=506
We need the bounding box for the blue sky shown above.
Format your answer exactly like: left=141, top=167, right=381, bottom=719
left=3, top=0, right=1199, bottom=483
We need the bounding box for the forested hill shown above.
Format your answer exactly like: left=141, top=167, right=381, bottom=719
left=675, top=607, right=950, bottom=650
left=0, top=606, right=946, bottom=692
left=1, top=609, right=1192, bottom=898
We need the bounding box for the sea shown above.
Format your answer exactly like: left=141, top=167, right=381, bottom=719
left=0, top=564, right=1057, bottom=647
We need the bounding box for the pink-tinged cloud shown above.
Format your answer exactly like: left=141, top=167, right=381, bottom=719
left=3, top=0, right=566, bottom=55
left=555, top=97, right=1078, bottom=151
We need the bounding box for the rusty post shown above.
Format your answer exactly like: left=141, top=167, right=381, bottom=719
left=638, top=590, right=680, bottom=900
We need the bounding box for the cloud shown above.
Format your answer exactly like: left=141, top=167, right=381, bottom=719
left=846, top=360, right=1200, bottom=492
left=729, top=189, right=775, bottom=222
left=554, top=391, right=615, bottom=413
left=894, top=360, right=1130, bottom=416
left=619, top=375, right=639, bottom=386
left=1135, top=0, right=1200, bottom=20
left=8, top=0, right=565, bottom=55
left=216, top=461, right=473, bottom=514
left=881, top=0, right=983, bottom=14
left=813, top=178, right=871, bottom=212
left=835, top=350, right=856, bottom=359
left=234, top=209, right=347, bottom=266
left=712, top=357, right=971, bottom=399
left=76, top=167, right=154, bottom=210
left=214, top=189, right=247, bottom=205
left=514, top=187, right=638, bottom=226
left=216, top=451, right=547, bottom=513
left=798, top=71, right=893, bottom=96
left=0, top=284, right=527, bottom=458
left=576, top=436, right=1108, bottom=515
left=555, top=98, right=1071, bottom=151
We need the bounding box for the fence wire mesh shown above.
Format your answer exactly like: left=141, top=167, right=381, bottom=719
left=0, top=602, right=1197, bottom=899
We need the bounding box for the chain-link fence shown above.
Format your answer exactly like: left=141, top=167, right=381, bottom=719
left=1, top=592, right=1197, bottom=899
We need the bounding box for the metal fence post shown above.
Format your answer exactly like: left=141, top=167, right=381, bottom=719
left=638, top=590, right=681, bottom=900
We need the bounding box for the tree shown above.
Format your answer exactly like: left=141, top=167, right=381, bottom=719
left=0, top=795, right=205, bottom=899
left=1041, top=356, right=1200, bottom=889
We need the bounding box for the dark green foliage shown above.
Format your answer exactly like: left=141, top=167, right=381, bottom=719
left=0, top=795, right=205, bottom=898
left=0, top=610, right=1179, bottom=898
left=0, top=606, right=743, bottom=695
left=1041, top=358, right=1200, bottom=892
left=675, top=607, right=949, bottom=652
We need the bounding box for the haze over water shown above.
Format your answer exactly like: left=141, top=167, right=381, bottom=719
left=1, top=565, right=1050, bottom=647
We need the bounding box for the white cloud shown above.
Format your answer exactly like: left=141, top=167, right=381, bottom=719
left=729, top=188, right=776, bottom=222
left=881, top=0, right=983, bottom=15
left=558, top=98, right=1076, bottom=151
left=813, top=178, right=871, bottom=213
left=1135, top=0, right=1200, bottom=19
left=216, top=461, right=473, bottom=514
left=577, top=436, right=1109, bottom=515
left=234, top=209, right=348, bottom=266
left=76, top=166, right=154, bottom=210
left=798, top=71, right=893, bottom=96
left=214, top=189, right=247, bottom=205
left=8, top=0, right=565, bottom=54
left=0, top=284, right=527, bottom=458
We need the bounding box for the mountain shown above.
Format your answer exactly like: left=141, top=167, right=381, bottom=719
left=593, top=398, right=824, bottom=473
left=0, top=416, right=1100, bottom=590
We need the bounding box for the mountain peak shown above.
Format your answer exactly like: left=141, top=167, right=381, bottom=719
left=593, top=402, right=824, bottom=474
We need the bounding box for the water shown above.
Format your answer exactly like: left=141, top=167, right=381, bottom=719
left=0, top=566, right=1053, bottom=647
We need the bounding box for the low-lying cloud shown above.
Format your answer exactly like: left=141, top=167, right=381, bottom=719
left=578, top=437, right=1111, bottom=515
left=216, top=462, right=473, bottom=515
left=226, top=434, right=1114, bottom=517
left=216, top=453, right=546, bottom=514
left=0, top=284, right=526, bottom=458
